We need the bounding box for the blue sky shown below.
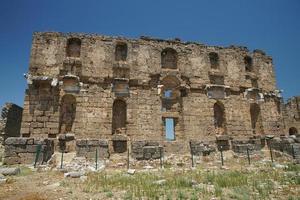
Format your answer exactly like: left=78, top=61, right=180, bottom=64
left=0, top=0, right=299, bottom=107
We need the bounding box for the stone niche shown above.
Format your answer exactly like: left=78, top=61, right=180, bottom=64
left=113, top=79, right=129, bottom=97
left=3, top=137, right=54, bottom=165
left=206, top=85, right=229, bottom=99
left=61, top=75, right=80, bottom=93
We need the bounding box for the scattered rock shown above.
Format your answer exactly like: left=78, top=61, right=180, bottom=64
left=272, top=163, right=287, bottom=169
left=127, top=169, right=136, bottom=175
left=80, top=175, right=88, bottom=182
left=64, top=171, right=84, bottom=178
left=0, top=167, right=21, bottom=176
left=143, top=165, right=154, bottom=169
left=153, top=179, right=166, bottom=185
left=0, top=178, right=7, bottom=184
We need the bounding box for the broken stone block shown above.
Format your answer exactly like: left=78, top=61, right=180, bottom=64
left=0, top=167, right=21, bottom=176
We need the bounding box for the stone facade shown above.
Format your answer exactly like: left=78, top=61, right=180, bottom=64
left=283, top=96, right=300, bottom=135
left=17, top=32, right=286, bottom=158
left=0, top=103, right=23, bottom=144
left=3, top=137, right=54, bottom=165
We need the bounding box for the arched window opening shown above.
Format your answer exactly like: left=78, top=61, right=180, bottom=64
left=289, top=127, right=298, bottom=135
left=244, top=56, right=253, bottom=72
left=161, top=48, right=177, bottom=69
left=213, top=102, right=226, bottom=134
left=115, top=43, right=127, bottom=61
left=209, top=52, right=219, bottom=69
left=66, top=38, right=81, bottom=58
left=112, top=99, right=127, bottom=134
left=250, top=103, right=264, bottom=134
left=59, top=95, right=76, bottom=133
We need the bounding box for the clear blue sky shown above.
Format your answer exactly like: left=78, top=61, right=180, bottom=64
left=0, top=0, right=299, bottom=107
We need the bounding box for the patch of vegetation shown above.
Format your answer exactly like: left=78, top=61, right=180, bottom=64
left=82, top=165, right=300, bottom=199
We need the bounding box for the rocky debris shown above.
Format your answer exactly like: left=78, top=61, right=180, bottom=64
left=272, top=163, right=287, bottom=169
left=127, top=169, right=135, bottom=175
left=0, top=167, right=20, bottom=176
left=143, top=165, right=154, bottom=170
left=55, top=153, right=105, bottom=174
left=64, top=171, right=84, bottom=178
left=80, top=175, right=88, bottom=182
left=153, top=179, right=166, bottom=185
left=0, top=173, right=7, bottom=184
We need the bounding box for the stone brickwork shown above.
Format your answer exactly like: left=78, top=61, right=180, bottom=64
left=189, top=140, right=216, bottom=156
left=268, top=135, right=300, bottom=163
left=231, top=137, right=264, bottom=153
left=76, top=139, right=109, bottom=159
left=17, top=32, right=285, bottom=157
left=283, top=96, right=300, bottom=135
left=0, top=103, right=23, bottom=144
left=131, top=141, right=163, bottom=160
left=3, top=137, right=54, bottom=165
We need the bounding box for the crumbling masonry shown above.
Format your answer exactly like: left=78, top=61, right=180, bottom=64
left=3, top=32, right=300, bottom=164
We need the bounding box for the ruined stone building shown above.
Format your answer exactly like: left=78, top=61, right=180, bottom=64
left=283, top=96, right=300, bottom=135
left=3, top=32, right=300, bottom=164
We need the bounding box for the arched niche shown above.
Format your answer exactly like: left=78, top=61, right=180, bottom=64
left=161, top=48, right=177, bottom=69
left=112, top=99, right=127, bottom=134
left=250, top=103, right=264, bottom=134
left=59, top=94, right=76, bottom=134
left=213, top=101, right=226, bottom=134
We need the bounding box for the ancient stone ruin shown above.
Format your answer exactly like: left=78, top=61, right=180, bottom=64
left=2, top=32, right=300, bottom=164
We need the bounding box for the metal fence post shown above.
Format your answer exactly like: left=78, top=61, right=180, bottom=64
left=159, top=147, right=163, bottom=169
left=127, top=148, right=130, bottom=169
left=269, top=143, right=274, bottom=163
left=291, top=145, right=295, bottom=159
left=34, top=144, right=42, bottom=168
left=220, top=146, right=224, bottom=166
left=246, top=147, right=251, bottom=165
left=189, top=141, right=194, bottom=167
left=60, top=149, right=64, bottom=169
left=95, top=148, right=98, bottom=170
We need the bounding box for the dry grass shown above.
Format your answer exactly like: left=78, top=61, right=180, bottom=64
left=19, top=193, right=47, bottom=200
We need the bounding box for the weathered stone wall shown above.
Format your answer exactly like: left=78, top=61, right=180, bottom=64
left=19, top=32, right=284, bottom=155
left=0, top=103, right=23, bottom=144
left=76, top=139, right=109, bottom=159
left=3, top=137, right=54, bottom=165
left=131, top=141, right=163, bottom=160
left=283, top=96, right=300, bottom=135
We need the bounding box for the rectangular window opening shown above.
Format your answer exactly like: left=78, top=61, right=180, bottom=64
left=165, top=118, right=175, bottom=141
left=164, top=90, right=172, bottom=99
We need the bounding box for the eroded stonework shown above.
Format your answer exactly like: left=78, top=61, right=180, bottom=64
left=12, top=32, right=290, bottom=161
